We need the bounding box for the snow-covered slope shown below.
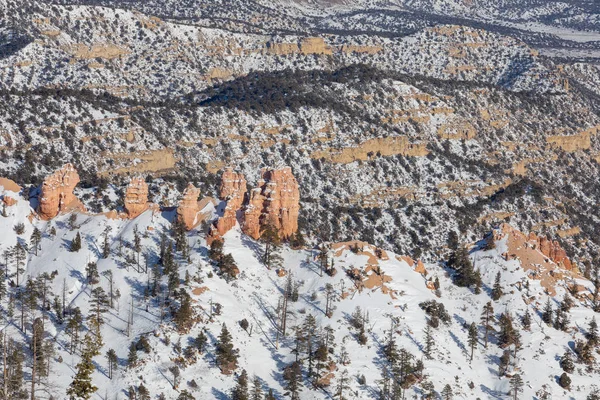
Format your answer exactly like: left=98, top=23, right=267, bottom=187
left=1, top=183, right=599, bottom=399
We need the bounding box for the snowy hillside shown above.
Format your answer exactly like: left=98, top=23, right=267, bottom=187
left=1, top=181, right=600, bottom=400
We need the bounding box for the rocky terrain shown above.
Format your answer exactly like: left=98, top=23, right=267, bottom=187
left=0, top=0, right=599, bottom=397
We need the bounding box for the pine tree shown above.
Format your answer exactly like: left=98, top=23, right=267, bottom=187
left=216, top=324, right=238, bottom=373
left=480, top=302, right=495, bottom=348
left=174, top=290, right=194, bottom=332
left=138, top=383, right=151, bottom=400
left=521, top=309, right=531, bottom=330
left=13, top=242, right=26, bottom=286
left=127, top=342, right=138, bottom=367
left=195, top=331, right=208, bottom=354
left=283, top=361, right=302, bottom=400
left=66, top=334, right=98, bottom=400
left=66, top=307, right=83, bottom=354
left=102, top=226, right=111, bottom=259
left=491, top=272, right=503, bottom=300
left=467, top=322, right=478, bottom=362
left=251, top=375, right=263, bottom=400
left=498, top=350, right=510, bottom=376
left=560, top=351, right=575, bottom=373
left=510, top=374, right=524, bottom=399
left=88, top=287, right=109, bottom=344
left=587, top=389, right=600, bottom=400
left=261, top=225, right=283, bottom=270
left=423, top=324, right=434, bottom=359
left=441, top=384, right=453, bottom=400
left=542, top=298, right=553, bottom=324
left=106, top=349, right=118, bottom=379
left=335, top=369, right=350, bottom=400
left=70, top=232, right=82, bottom=252
left=231, top=369, right=249, bottom=400
left=558, top=372, right=571, bottom=390
left=264, top=389, right=276, bottom=400
left=587, top=317, right=599, bottom=346
left=30, top=227, right=42, bottom=256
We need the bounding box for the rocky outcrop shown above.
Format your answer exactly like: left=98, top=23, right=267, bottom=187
left=219, top=168, right=247, bottom=211
left=177, top=183, right=201, bottom=230
left=124, top=177, right=149, bottom=219
left=527, top=232, right=573, bottom=270
left=207, top=168, right=247, bottom=244
left=242, top=167, right=300, bottom=240
left=208, top=167, right=300, bottom=243
left=38, top=164, right=82, bottom=220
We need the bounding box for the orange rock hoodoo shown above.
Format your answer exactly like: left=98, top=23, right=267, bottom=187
left=242, top=167, right=300, bottom=240
left=527, top=231, right=573, bottom=270
left=208, top=167, right=300, bottom=243
left=124, top=177, right=149, bottom=219
left=176, top=183, right=201, bottom=230
left=38, top=164, right=82, bottom=220
left=207, top=168, right=247, bottom=243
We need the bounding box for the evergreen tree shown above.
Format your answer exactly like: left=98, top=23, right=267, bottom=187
left=423, top=324, right=434, bottom=359
left=30, top=227, right=42, bottom=256
left=587, top=317, right=599, bottom=346
left=499, top=350, right=510, bottom=376
left=174, top=289, right=194, bottom=332
left=70, top=232, right=82, bottom=252
left=558, top=372, right=571, bottom=390
left=261, top=225, right=283, bottom=270
left=441, top=384, right=453, bottom=400
left=521, top=309, right=531, bottom=331
left=138, top=383, right=151, bottom=400
left=587, top=389, right=600, bottom=400
left=195, top=331, right=208, bottom=354
left=66, top=307, right=83, bottom=354
left=127, top=342, right=138, bottom=367
left=480, top=302, right=495, bottom=348
left=216, top=324, right=238, bottom=373
left=106, top=349, right=118, bottom=379
left=542, top=298, right=553, bottom=324
left=510, top=374, right=524, bottom=399
left=102, top=226, right=111, bottom=259
left=282, top=361, right=302, bottom=400
left=251, top=375, right=263, bottom=400
left=231, top=369, right=249, bottom=400
left=560, top=351, right=575, bottom=373
left=177, top=390, right=195, bottom=400
left=448, top=246, right=480, bottom=289
left=13, top=242, right=26, bottom=286
left=66, top=334, right=98, bottom=400
left=334, top=369, right=350, bottom=400
left=491, top=272, right=503, bottom=300
left=88, top=287, right=109, bottom=344
left=467, top=322, right=478, bottom=362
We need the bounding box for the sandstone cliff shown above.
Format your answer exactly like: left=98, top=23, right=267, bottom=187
left=207, top=168, right=247, bottom=244
left=38, top=164, right=83, bottom=220
left=124, top=177, right=149, bottom=219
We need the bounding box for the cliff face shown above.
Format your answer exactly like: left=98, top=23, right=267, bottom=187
left=177, top=183, right=201, bottom=230
left=124, top=177, right=149, bottom=218
left=242, top=167, right=300, bottom=240
left=38, top=164, right=82, bottom=220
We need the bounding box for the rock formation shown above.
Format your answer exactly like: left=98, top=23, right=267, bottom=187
left=527, top=232, right=573, bottom=270
left=242, top=167, right=300, bottom=240
left=176, top=183, right=201, bottom=230
left=38, top=164, right=82, bottom=220
left=124, top=177, right=149, bottom=219
left=207, top=168, right=247, bottom=244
